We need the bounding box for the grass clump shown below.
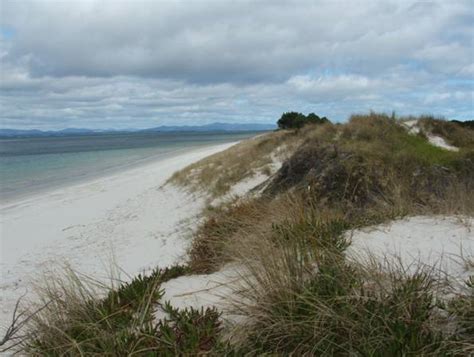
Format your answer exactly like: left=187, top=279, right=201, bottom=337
left=447, top=276, right=474, bottom=341
left=189, top=198, right=270, bottom=273
left=229, top=212, right=473, bottom=356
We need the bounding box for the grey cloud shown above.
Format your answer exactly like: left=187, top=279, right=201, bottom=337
left=0, top=0, right=472, bottom=129
left=2, top=0, right=471, bottom=82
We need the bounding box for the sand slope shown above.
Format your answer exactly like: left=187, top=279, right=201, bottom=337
left=347, top=216, right=473, bottom=288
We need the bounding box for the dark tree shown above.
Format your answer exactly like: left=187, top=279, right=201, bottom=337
left=277, top=112, right=307, bottom=129
left=306, top=113, right=321, bottom=123
left=277, top=112, right=330, bottom=129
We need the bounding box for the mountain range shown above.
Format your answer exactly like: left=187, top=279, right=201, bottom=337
left=0, top=122, right=276, bottom=137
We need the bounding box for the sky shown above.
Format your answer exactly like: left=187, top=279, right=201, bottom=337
left=0, top=0, right=473, bottom=130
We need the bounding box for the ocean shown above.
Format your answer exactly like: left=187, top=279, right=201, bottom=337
left=0, top=131, right=262, bottom=202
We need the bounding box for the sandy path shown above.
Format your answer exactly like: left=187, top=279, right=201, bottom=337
left=0, top=142, right=236, bottom=333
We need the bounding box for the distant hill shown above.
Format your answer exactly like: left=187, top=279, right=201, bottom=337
left=0, top=129, right=47, bottom=136
left=0, top=128, right=106, bottom=137
left=140, top=122, right=276, bottom=133
left=0, top=122, right=276, bottom=138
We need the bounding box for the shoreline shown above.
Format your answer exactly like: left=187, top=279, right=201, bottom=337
left=1, top=141, right=240, bottom=210
left=0, top=141, right=238, bottom=333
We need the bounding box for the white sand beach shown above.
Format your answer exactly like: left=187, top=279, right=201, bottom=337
left=0, top=142, right=237, bottom=333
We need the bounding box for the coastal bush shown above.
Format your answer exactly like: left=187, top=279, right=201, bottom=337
left=277, top=111, right=330, bottom=129
left=451, top=119, right=474, bottom=130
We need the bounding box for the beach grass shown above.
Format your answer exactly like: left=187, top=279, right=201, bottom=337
left=229, top=228, right=473, bottom=355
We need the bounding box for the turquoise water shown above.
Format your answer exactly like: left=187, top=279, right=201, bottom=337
left=0, top=131, right=261, bottom=202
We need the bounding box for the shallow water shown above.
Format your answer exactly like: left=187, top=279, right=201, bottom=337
left=0, top=131, right=261, bottom=202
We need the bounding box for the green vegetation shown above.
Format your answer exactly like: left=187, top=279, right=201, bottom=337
left=20, top=265, right=227, bottom=356
left=277, top=111, right=330, bottom=129
left=10, top=113, right=474, bottom=355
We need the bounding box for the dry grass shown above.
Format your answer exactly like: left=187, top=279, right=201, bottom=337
left=168, top=128, right=313, bottom=197
left=418, top=116, right=474, bottom=149
left=188, top=191, right=407, bottom=275
left=188, top=193, right=331, bottom=273
left=189, top=198, right=271, bottom=273
left=227, top=222, right=473, bottom=355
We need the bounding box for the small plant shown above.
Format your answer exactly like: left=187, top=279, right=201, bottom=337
left=156, top=302, right=224, bottom=355
left=448, top=276, right=474, bottom=338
